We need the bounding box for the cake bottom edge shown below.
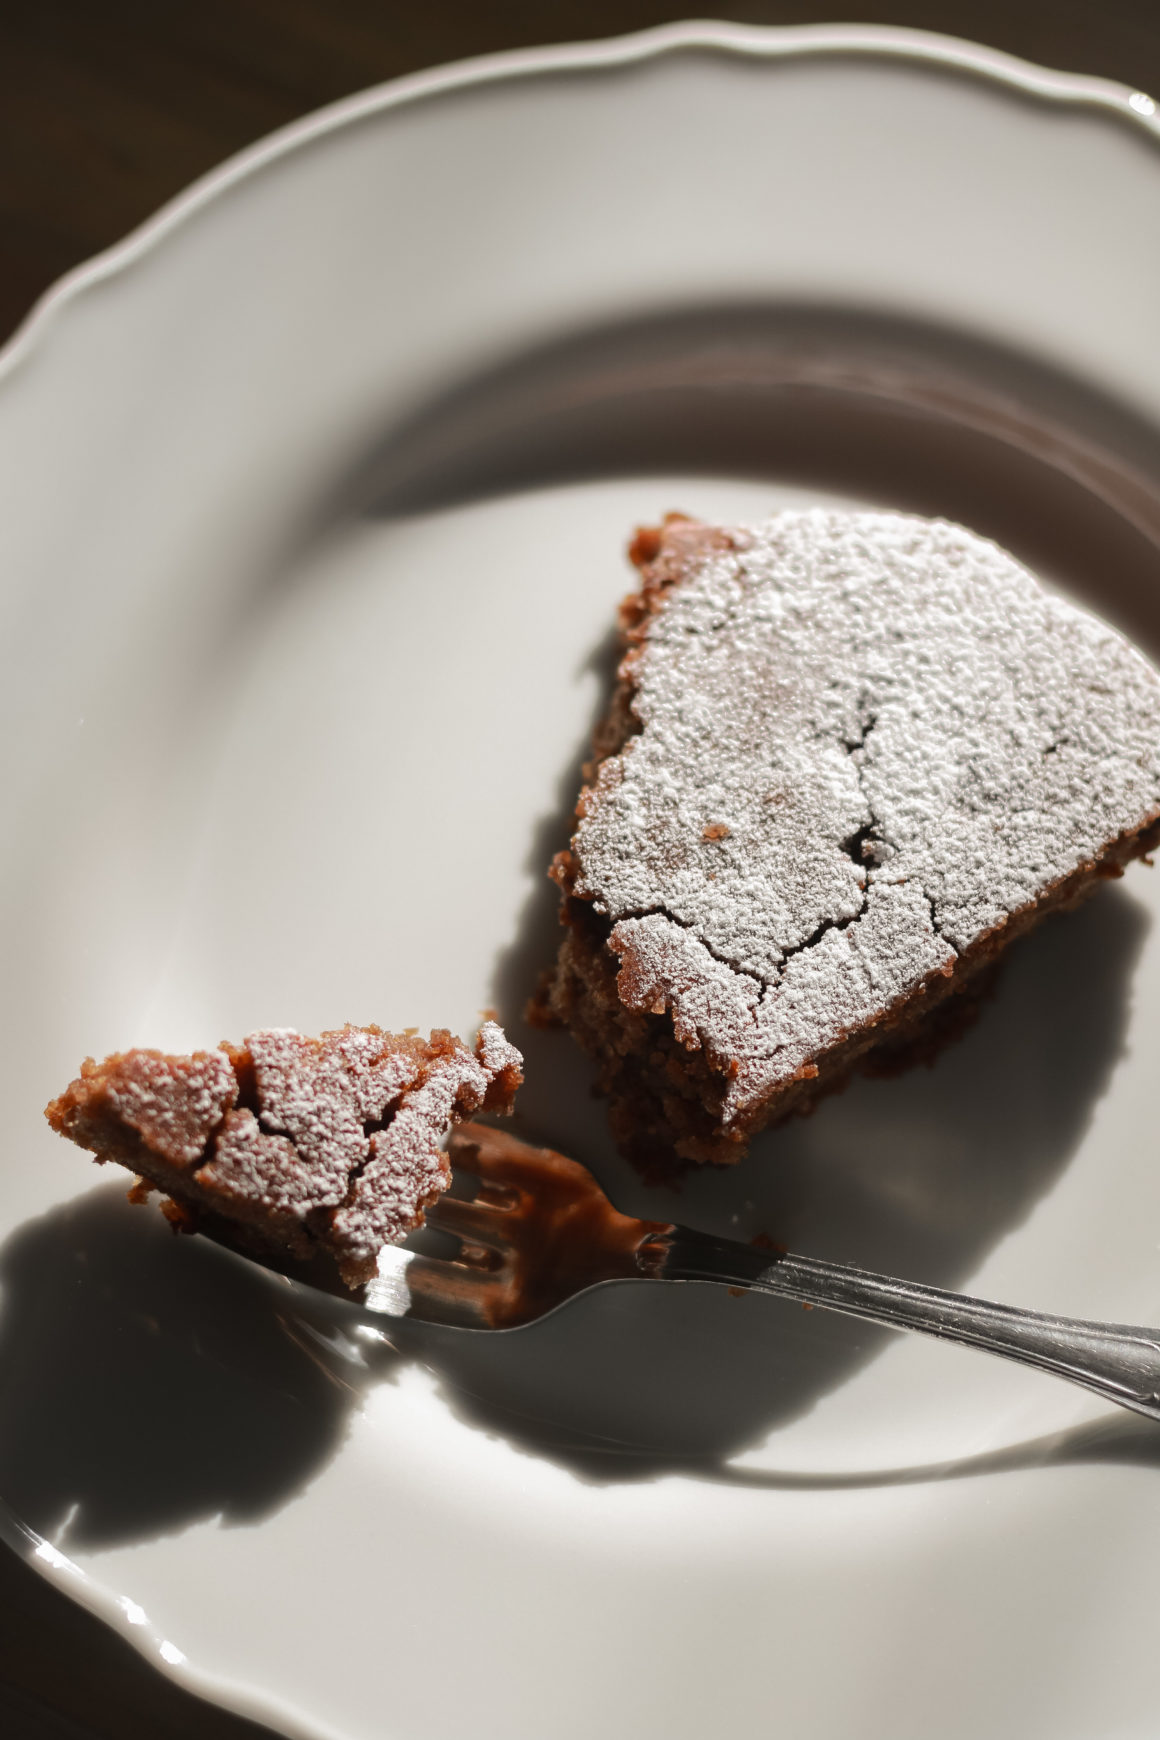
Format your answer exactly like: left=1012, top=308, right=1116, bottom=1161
left=536, top=815, right=1160, bottom=1176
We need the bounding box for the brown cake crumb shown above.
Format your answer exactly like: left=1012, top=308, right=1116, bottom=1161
left=537, top=510, right=1160, bottom=1171
left=46, top=1021, right=522, bottom=1287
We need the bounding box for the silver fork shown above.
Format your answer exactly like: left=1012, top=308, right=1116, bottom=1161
left=342, top=1123, right=1160, bottom=1424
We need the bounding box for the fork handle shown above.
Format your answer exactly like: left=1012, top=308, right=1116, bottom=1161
left=661, top=1228, right=1160, bottom=1422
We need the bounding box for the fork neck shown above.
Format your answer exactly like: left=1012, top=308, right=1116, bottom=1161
left=650, top=1225, right=780, bottom=1288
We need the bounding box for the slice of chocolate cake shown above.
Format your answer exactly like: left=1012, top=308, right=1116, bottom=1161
left=46, top=1021, right=522, bottom=1286
left=538, top=511, right=1160, bottom=1168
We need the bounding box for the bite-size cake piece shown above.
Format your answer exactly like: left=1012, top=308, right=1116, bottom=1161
left=537, top=510, right=1160, bottom=1168
left=46, top=1021, right=522, bottom=1286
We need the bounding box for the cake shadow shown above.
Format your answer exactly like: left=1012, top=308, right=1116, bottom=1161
left=487, top=613, right=620, bottom=1081
left=0, top=888, right=1151, bottom=1545
left=0, top=1184, right=389, bottom=1550
left=351, top=301, right=1160, bottom=661
left=415, top=879, right=1156, bottom=1481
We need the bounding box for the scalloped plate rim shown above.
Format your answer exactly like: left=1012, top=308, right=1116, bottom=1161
left=3, top=18, right=1160, bottom=1738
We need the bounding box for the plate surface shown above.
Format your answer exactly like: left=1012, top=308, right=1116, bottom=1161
left=3, top=21, right=1160, bottom=1740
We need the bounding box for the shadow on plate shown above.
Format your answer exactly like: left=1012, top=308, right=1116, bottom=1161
left=418, top=877, right=1155, bottom=1475
left=0, top=1184, right=379, bottom=1550
left=7, top=301, right=1160, bottom=1545
left=334, top=302, right=1160, bottom=659
left=0, top=884, right=1155, bottom=1551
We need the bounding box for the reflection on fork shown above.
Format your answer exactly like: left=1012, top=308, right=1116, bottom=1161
left=370, top=1123, right=673, bottom=1329
left=361, top=1123, right=1160, bottom=1427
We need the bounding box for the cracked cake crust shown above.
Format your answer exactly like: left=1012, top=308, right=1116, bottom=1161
left=46, top=1021, right=523, bottom=1286
left=538, top=511, right=1160, bottom=1167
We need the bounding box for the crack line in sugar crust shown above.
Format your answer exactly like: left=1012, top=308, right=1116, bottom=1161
left=189, top=1053, right=248, bottom=1187
left=839, top=702, right=878, bottom=754
left=824, top=708, right=961, bottom=964
left=192, top=1039, right=423, bottom=1240
left=615, top=702, right=962, bottom=1005
left=194, top=1049, right=406, bottom=1211
left=834, top=710, right=959, bottom=957
left=786, top=713, right=877, bottom=964
left=548, top=509, right=1160, bottom=1168
left=920, top=884, right=953, bottom=944
left=324, top=1091, right=403, bottom=1220
left=618, top=904, right=767, bottom=994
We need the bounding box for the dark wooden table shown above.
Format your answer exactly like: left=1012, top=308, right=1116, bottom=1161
left=2, top=2, right=1159, bottom=1735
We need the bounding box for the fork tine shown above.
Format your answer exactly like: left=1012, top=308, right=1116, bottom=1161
left=362, top=1246, right=508, bottom=1329
left=449, top=1122, right=595, bottom=1193
left=447, top=1131, right=487, bottom=1179
left=426, top=1193, right=510, bottom=1247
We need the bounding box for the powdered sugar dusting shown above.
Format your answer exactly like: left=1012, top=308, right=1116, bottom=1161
left=611, top=911, right=761, bottom=1065
left=197, top=1108, right=317, bottom=1253
left=47, top=1022, right=523, bottom=1286
left=330, top=1040, right=500, bottom=1275
left=243, top=1029, right=376, bottom=1205
left=96, top=1049, right=237, bottom=1168
left=475, top=1018, right=523, bottom=1084
left=574, top=511, right=1160, bottom=1124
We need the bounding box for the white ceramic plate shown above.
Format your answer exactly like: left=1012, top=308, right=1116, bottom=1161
left=4, top=21, right=1160, bottom=1740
